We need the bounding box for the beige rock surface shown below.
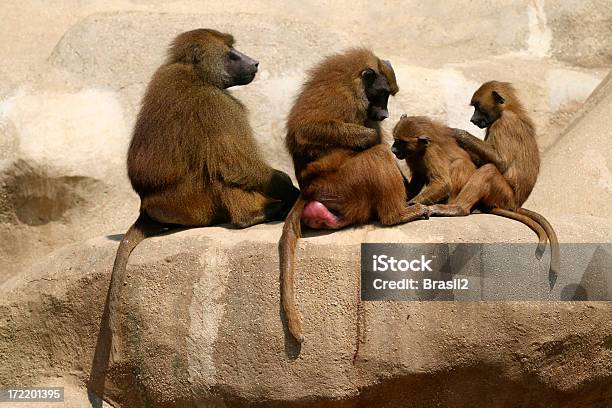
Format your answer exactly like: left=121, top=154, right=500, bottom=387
left=1, top=2, right=609, bottom=280
left=1, top=1, right=612, bottom=407
left=546, top=0, right=612, bottom=68
left=1, top=219, right=612, bottom=407
left=527, top=71, right=612, bottom=217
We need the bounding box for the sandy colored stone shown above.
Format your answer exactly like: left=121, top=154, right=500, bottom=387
left=1, top=5, right=608, bottom=283
left=1, top=2, right=612, bottom=407
left=527, top=71, right=612, bottom=217
left=546, top=0, right=612, bottom=68
left=1, top=218, right=611, bottom=407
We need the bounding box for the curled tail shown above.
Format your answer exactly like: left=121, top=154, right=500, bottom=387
left=517, top=208, right=560, bottom=285
left=279, top=197, right=306, bottom=343
left=489, top=208, right=548, bottom=259
left=108, top=212, right=166, bottom=363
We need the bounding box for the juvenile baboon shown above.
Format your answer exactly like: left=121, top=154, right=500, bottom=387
left=108, top=29, right=299, bottom=362
left=280, top=49, right=428, bottom=343
left=392, top=114, right=548, bottom=257
left=425, top=81, right=560, bottom=278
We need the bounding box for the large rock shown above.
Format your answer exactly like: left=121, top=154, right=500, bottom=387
left=527, top=71, right=612, bottom=217
left=1, top=6, right=608, bottom=283
left=546, top=0, right=612, bottom=68
left=1, top=217, right=611, bottom=407
left=1, top=3, right=612, bottom=406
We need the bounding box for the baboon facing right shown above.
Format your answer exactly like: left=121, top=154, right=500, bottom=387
left=108, top=29, right=299, bottom=363
left=280, top=48, right=429, bottom=343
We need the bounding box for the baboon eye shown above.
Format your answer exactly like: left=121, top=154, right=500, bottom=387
left=492, top=90, right=505, bottom=104
left=361, top=68, right=376, bottom=81
left=229, top=49, right=240, bottom=61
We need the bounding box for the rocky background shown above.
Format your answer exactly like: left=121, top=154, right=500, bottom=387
left=0, top=1, right=611, bottom=407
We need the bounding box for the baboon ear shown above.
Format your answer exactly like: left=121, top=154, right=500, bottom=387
left=400, top=113, right=408, bottom=119
left=492, top=90, right=505, bottom=105
left=361, top=68, right=376, bottom=83
left=418, top=135, right=430, bottom=145
left=189, top=44, right=203, bottom=64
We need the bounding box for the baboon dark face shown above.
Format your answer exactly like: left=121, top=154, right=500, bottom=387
left=362, top=68, right=391, bottom=121
left=392, top=135, right=429, bottom=160
left=225, top=48, right=259, bottom=87
left=470, top=101, right=497, bottom=129
left=470, top=89, right=504, bottom=128
left=470, top=104, right=489, bottom=129
left=166, top=29, right=259, bottom=89
left=391, top=139, right=407, bottom=159
left=392, top=115, right=430, bottom=159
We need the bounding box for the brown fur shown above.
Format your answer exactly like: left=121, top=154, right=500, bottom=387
left=426, top=81, right=560, bottom=280
left=393, top=116, right=477, bottom=204
left=393, top=115, right=548, bottom=256
left=108, top=29, right=298, bottom=362
left=286, top=48, right=399, bottom=184
left=280, top=49, right=428, bottom=343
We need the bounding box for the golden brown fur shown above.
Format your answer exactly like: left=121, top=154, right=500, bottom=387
left=469, top=81, right=540, bottom=205
left=280, top=49, right=427, bottom=343
left=286, top=48, right=398, bottom=183
left=392, top=115, right=548, bottom=257
left=109, top=29, right=298, bottom=363
left=427, top=81, right=559, bottom=280
left=392, top=115, right=477, bottom=204
left=129, top=29, right=297, bottom=227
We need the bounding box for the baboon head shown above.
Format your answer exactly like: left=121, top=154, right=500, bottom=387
left=167, top=28, right=259, bottom=88
left=470, top=81, right=518, bottom=129
left=391, top=114, right=431, bottom=160
left=362, top=59, right=399, bottom=121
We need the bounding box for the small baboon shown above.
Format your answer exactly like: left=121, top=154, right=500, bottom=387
left=392, top=114, right=548, bottom=257
left=425, top=81, right=559, bottom=278
left=392, top=115, right=476, bottom=205
left=108, top=29, right=299, bottom=362
left=280, top=49, right=428, bottom=343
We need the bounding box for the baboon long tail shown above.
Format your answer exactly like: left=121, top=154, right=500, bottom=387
left=279, top=196, right=306, bottom=344
left=489, top=208, right=548, bottom=259
left=108, top=212, right=166, bottom=363
left=517, top=208, right=560, bottom=283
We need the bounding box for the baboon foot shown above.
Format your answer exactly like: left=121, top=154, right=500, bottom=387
left=428, top=204, right=470, bottom=217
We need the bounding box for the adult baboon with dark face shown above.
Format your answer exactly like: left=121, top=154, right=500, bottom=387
left=280, top=49, right=428, bottom=343
left=108, top=28, right=299, bottom=362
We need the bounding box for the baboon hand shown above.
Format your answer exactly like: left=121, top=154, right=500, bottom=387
left=356, top=128, right=379, bottom=150
left=411, top=202, right=430, bottom=220
left=400, top=202, right=430, bottom=222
